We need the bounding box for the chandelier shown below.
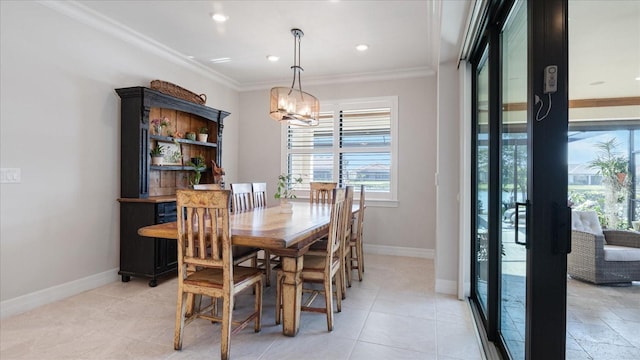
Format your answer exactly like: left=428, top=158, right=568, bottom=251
left=269, top=28, right=319, bottom=126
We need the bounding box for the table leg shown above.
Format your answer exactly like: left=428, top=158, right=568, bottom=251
left=280, top=255, right=304, bottom=336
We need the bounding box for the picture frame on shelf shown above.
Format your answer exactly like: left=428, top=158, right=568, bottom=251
left=157, top=140, right=182, bottom=166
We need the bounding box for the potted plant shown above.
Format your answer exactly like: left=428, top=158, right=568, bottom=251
left=197, top=126, right=209, bottom=142
left=186, top=154, right=206, bottom=185
left=588, top=139, right=631, bottom=229
left=150, top=117, right=170, bottom=136
left=150, top=144, right=164, bottom=166
left=274, top=173, right=303, bottom=213
left=185, top=132, right=196, bottom=141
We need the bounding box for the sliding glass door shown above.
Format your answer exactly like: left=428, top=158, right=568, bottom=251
left=469, top=0, right=570, bottom=359
left=500, top=3, right=528, bottom=358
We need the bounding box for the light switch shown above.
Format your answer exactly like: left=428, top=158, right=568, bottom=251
left=0, top=168, right=21, bottom=183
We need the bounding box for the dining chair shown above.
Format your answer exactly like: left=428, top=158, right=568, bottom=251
left=252, top=182, right=268, bottom=208
left=309, top=182, right=337, bottom=204
left=275, top=188, right=346, bottom=331
left=195, top=183, right=258, bottom=269
left=348, top=185, right=366, bottom=281
left=230, top=183, right=254, bottom=213
left=251, top=182, right=275, bottom=286
left=174, top=189, right=262, bottom=360
left=193, top=183, right=221, bottom=190
left=340, top=186, right=354, bottom=293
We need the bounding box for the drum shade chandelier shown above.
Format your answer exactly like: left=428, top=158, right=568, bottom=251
left=269, top=28, right=319, bottom=126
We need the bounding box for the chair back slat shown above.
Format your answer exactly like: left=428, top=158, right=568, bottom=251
left=355, top=185, right=365, bottom=240
left=326, top=188, right=347, bottom=262
left=310, top=182, right=337, bottom=204
left=177, top=190, right=231, bottom=272
left=252, top=182, right=268, bottom=208
left=231, top=183, right=254, bottom=213
left=341, top=186, right=354, bottom=256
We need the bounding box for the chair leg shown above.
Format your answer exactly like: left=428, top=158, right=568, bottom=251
left=275, top=272, right=283, bottom=325
left=356, top=242, right=364, bottom=281
left=334, top=269, right=342, bottom=313
left=174, top=291, right=188, bottom=350
left=264, top=250, right=272, bottom=287
left=345, top=249, right=352, bottom=288
left=254, top=280, right=262, bottom=332
left=324, top=276, right=334, bottom=331
left=221, top=296, right=233, bottom=360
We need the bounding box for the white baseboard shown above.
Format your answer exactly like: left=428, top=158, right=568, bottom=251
left=1, top=268, right=119, bottom=319
left=435, top=278, right=458, bottom=295
left=364, top=244, right=434, bottom=259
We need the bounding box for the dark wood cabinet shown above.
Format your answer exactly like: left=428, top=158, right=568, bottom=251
left=116, top=87, right=230, bottom=286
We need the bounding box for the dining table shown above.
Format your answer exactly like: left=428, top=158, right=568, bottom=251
left=137, top=201, right=359, bottom=337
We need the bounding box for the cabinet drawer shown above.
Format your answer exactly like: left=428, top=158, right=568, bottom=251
left=156, top=202, right=177, bottom=223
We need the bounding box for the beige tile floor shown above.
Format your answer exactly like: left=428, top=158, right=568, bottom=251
left=566, top=278, right=640, bottom=360
left=0, top=255, right=484, bottom=360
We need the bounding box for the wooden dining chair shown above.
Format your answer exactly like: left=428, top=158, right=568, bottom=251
left=348, top=185, right=366, bottom=281
left=275, top=188, right=347, bottom=332
left=193, top=183, right=221, bottom=190
left=252, top=182, right=268, bottom=208
left=230, top=183, right=254, bottom=213
left=340, top=186, right=354, bottom=293
left=309, top=182, right=337, bottom=204
left=174, top=189, right=262, bottom=360
left=251, top=182, right=275, bottom=286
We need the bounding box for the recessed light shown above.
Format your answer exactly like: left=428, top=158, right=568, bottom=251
left=186, top=56, right=195, bottom=59
left=267, top=55, right=280, bottom=62
left=211, top=13, right=228, bottom=22
left=356, top=44, right=369, bottom=51
left=636, top=76, right=640, bottom=81
left=210, top=57, right=231, bottom=63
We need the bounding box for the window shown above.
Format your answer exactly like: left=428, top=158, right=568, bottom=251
left=281, top=97, right=398, bottom=201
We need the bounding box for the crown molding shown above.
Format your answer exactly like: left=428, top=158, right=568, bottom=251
left=38, top=1, right=436, bottom=93
left=239, top=66, right=436, bottom=92
left=37, top=0, right=241, bottom=91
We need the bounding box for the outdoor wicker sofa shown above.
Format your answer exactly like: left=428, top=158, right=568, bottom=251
left=569, top=210, right=640, bottom=285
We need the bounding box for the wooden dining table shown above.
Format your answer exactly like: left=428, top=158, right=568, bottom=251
left=137, top=201, right=358, bottom=337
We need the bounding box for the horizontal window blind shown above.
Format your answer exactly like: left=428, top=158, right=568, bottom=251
left=283, top=97, right=397, bottom=200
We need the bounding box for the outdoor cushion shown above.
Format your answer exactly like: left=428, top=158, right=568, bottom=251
left=571, top=210, right=603, bottom=236
left=603, top=245, right=640, bottom=262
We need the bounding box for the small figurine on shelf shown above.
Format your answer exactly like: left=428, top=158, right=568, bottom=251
left=186, top=155, right=206, bottom=185
left=211, top=160, right=225, bottom=185
left=150, top=117, right=170, bottom=136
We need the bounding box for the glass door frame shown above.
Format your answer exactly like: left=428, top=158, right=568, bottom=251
left=469, top=0, right=570, bottom=359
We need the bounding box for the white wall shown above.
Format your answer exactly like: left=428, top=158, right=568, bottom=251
left=237, top=77, right=438, bottom=253
left=435, top=61, right=462, bottom=294
left=0, top=1, right=239, bottom=313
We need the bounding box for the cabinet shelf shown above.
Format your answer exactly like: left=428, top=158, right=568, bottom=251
left=150, top=135, right=217, bottom=148
left=150, top=165, right=210, bottom=171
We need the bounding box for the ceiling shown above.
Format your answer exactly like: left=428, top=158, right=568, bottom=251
left=74, top=0, right=445, bottom=91
left=55, top=1, right=639, bottom=100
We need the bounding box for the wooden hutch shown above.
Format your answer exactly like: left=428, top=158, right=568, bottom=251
left=116, top=86, right=230, bottom=286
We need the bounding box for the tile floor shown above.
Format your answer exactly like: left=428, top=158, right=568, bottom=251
left=0, top=255, right=484, bottom=360
left=566, top=278, right=640, bottom=360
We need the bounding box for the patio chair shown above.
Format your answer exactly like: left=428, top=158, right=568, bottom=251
left=569, top=210, right=640, bottom=285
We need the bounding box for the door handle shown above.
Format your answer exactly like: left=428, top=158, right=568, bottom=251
left=514, top=201, right=530, bottom=248
left=552, top=202, right=572, bottom=254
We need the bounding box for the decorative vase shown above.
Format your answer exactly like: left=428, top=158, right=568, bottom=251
left=186, top=132, right=196, bottom=141
left=280, top=199, right=293, bottom=213
left=151, top=156, right=164, bottom=166
left=197, top=134, right=208, bottom=142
